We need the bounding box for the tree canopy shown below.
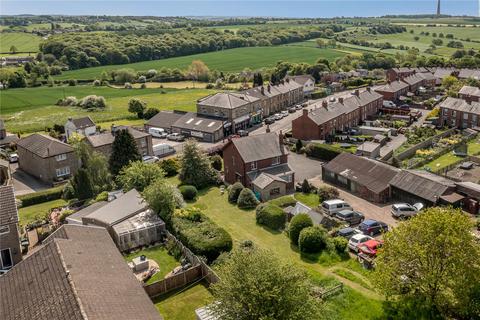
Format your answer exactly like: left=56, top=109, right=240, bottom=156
left=179, top=139, right=218, bottom=189
left=108, top=129, right=141, bottom=175
left=116, top=161, right=165, bottom=192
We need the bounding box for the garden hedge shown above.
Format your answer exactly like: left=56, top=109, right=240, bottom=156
left=17, top=186, right=64, bottom=207
left=304, top=143, right=345, bottom=161
left=256, top=203, right=286, bottom=230
left=332, top=236, right=348, bottom=253
left=171, top=208, right=233, bottom=263
left=237, top=188, right=259, bottom=209
left=228, top=182, right=244, bottom=203
left=179, top=185, right=198, bottom=200
left=289, top=213, right=313, bottom=245
left=298, top=226, right=328, bottom=253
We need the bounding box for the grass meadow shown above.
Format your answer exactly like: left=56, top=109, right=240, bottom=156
left=0, top=32, right=42, bottom=52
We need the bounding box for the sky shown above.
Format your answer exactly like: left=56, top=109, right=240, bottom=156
left=1, top=0, right=478, bottom=18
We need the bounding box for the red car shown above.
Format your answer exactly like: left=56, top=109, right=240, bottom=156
left=357, top=239, right=383, bottom=257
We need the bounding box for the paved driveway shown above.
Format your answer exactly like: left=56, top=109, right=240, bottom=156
left=11, top=163, right=50, bottom=196
left=288, top=153, right=324, bottom=183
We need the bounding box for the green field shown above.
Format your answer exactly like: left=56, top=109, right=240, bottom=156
left=54, top=45, right=348, bottom=81
left=0, top=32, right=42, bottom=52
left=1, top=85, right=215, bottom=133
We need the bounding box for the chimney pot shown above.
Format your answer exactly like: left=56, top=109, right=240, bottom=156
left=266, top=124, right=271, bottom=133
left=322, top=100, right=328, bottom=109
left=279, top=131, right=284, bottom=146
left=354, top=89, right=359, bottom=96
left=302, top=109, right=308, bottom=116
left=339, top=97, right=344, bottom=104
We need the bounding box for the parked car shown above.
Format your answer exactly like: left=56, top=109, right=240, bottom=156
left=399, top=104, right=410, bottom=109
left=335, top=227, right=361, bottom=239
left=167, top=133, right=185, bottom=141
left=264, top=117, right=275, bottom=124
left=391, top=203, right=424, bottom=219
left=357, top=239, right=383, bottom=257
left=359, top=219, right=389, bottom=236
left=348, top=234, right=374, bottom=253
left=335, top=210, right=365, bottom=226
left=281, top=110, right=289, bottom=118
left=383, top=100, right=396, bottom=108
left=237, top=130, right=249, bottom=137
left=329, top=97, right=336, bottom=102
left=295, top=104, right=303, bottom=110
left=274, top=113, right=283, bottom=121
left=7, top=153, right=18, bottom=163
left=321, top=199, right=353, bottom=216
left=288, top=107, right=296, bottom=113
left=148, top=127, right=168, bottom=138
left=142, top=155, right=159, bottom=163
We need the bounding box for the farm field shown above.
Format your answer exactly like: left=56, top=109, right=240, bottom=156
left=0, top=32, right=42, bottom=52
left=53, top=45, right=348, bottom=80
left=1, top=85, right=215, bottom=133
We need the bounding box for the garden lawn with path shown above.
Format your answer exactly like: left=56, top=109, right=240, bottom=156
left=17, top=199, right=67, bottom=227
left=424, top=139, right=480, bottom=172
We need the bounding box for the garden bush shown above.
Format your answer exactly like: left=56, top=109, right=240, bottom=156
left=171, top=207, right=233, bottom=263
left=179, top=185, right=198, bottom=200
left=18, top=186, right=64, bottom=207
left=332, top=236, right=348, bottom=253
left=298, top=226, right=329, bottom=253
left=68, top=79, right=77, bottom=86
left=228, top=182, right=244, bottom=203
left=95, top=191, right=108, bottom=202
left=317, top=186, right=340, bottom=203
left=304, top=143, right=344, bottom=161
left=237, top=188, right=259, bottom=209
left=269, top=195, right=297, bottom=208
left=210, top=155, right=223, bottom=171
left=255, top=203, right=286, bottom=230
left=160, top=158, right=180, bottom=177
left=289, top=213, right=313, bottom=245
left=301, top=179, right=312, bottom=193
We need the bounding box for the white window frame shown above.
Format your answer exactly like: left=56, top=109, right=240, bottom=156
left=272, top=156, right=280, bottom=165
left=56, top=166, right=70, bottom=177
left=0, top=225, right=9, bottom=235
left=251, top=161, right=257, bottom=170
left=55, top=154, right=67, bottom=161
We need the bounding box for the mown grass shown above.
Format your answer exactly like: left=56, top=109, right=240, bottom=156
left=424, top=139, right=480, bottom=172
left=0, top=32, right=42, bottom=52
left=53, top=45, right=348, bottom=80
left=332, top=268, right=373, bottom=291
left=17, top=199, right=67, bottom=227
left=294, top=192, right=320, bottom=208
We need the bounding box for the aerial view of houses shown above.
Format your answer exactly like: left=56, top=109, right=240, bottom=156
left=1, top=1, right=480, bottom=319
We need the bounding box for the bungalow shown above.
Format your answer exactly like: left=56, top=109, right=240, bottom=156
left=222, top=132, right=294, bottom=199
left=438, top=97, right=480, bottom=129
left=374, top=80, right=409, bottom=101
left=64, top=116, right=96, bottom=138
left=171, top=112, right=225, bottom=143
left=0, top=224, right=162, bottom=320
left=16, top=134, right=78, bottom=184
left=144, top=110, right=187, bottom=133
left=458, top=85, right=480, bottom=103
left=0, top=185, right=22, bottom=270
left=322, top=153, right=400, bottom=203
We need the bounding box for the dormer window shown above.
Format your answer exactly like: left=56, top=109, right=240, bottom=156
left=56, top=154, right=67, bottom=161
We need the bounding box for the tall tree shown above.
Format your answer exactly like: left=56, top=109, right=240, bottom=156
left=179, top=139, right=218, bottom=189
left=210, top=247, right=320, bottom=320
left=186, top=60, right=210, bottom=85
left=109, top=129, right=141, bottom=175
left=127, top=98, right=146, bottom=118
left=143, top=179, right=185, bottom=221
left=9, top=45, right=18, bottom=54
left=117, top=161, right=164, bottom=192
left=374, top=207, right=480, bottom=319
left=71, top=168, right=94, bottom=200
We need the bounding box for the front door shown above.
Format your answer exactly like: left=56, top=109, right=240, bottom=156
left=0, top=248, right=13, bottom=269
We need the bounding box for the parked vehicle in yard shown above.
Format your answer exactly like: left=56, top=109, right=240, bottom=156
left=167, top=133, right=185, bottom=141
left=148, top=127, right=168, bottom=138
left=348, top=234, right=374, bottom=253
left=383, top=100, right=396, bottom=108
left=359, top=219, right=389, bottom=236
left=264, top=117, right=275, bottom=125
left=399, top=104, right=410, bottom=109
left=153, top=143, right=175, bottom=158
left=357, top=239, right=383, bottom=257
left=335, top=227, right=361, bottom=239
left=288, top=107, right=296, bottom=113
left=335, top=210, right=365, bottom=226
left=274, top=113, right=283, bottom=121
left=321, top=199, right=352, bottom=216
left=237, top=130, right=249, bottom=137
left=281, top=110, right=289, bottom=118
left=391, top=203, right=424, bottom=219
left=142, top=155, right=159, bottom=163
left=7, top=153, right=18, bottom=163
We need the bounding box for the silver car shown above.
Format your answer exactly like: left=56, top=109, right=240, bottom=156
left=167, top=133, right=185, bottom=141
left=391, top=203, right=424, bottom=219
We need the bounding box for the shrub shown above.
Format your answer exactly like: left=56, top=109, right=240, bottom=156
left=270, top=195, right=297, bottom=208
left=304, top=143, right=344, bottom=161
left=295, top=139, right=303, bottom=153
left=171, top=207, right=233, bottom=263
left=301, top=179, right=311, bottom=193
left=95, top=191, right=108, bottom=202
left=18, top=186, right=64, bottom=207
left=332, top=236, right=348, bottom=253
left=56, top=96, right=78, bottom=106
left=179, top=185, right=198, bottom=200
left=68, top=79, right=77, bottom=86
left=138, top=75, right=146, bottom=83
left=298, top=226, right=328, bottom=253
left=143, top=107, right=159, bottom=120
left=58, top=209, right=74, bottom=223
left=92, top=79, right=101, bottom=86
left=256, top=203, right=286, bottom=230
left=228, top=182, right=244, bottom=203
left=206, top=83, right=214, bottom=89
left=210, top=155, right=222, bottom=171
left=289, top=213, right=313, bottom=245
left=124, top=82, right=133, bottom=89
left=317, top=186, right=340, bottom=203
left=78, top=95, right=106, bottom=110
left=237, top=188, right=259, bottom=209
left=140, top=83, right=146, bottom=89
left=160, top=158, right=180, bottom=177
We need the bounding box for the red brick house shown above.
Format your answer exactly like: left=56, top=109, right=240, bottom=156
left=222, top=132, right=294, bottom=199
left=374, top=80, right=409, bottom=101
left=458, top=85, right=480, bottom=103
left=386, top=67, right=415, bottom=81
left=439, top=97, right=480, bottom=128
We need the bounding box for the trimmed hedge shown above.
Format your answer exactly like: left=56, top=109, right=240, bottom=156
left=289, top=213, right=313, bottom=245
left=171, top=208, right=233, bottom=263
left=237, top=188, right=259, bottom=209
left=228, top=182, right=244, bottom=203
left=17, top=186, right=64, bottom=207
left=256, top=203, right=286, bottom=230
left=269, top=195, right=297, bottom=208
left=298, top=226, right=328, bottom=253
left=304, top=143, right=345, bottom=161
left=179, top=185, right=198, bottom=200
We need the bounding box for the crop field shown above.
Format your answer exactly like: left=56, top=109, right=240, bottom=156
left=54, top=45, right=348, bottom=80
left=0, top=32, right=42, bottom=52
left=1, top=85, right=215, bottom=133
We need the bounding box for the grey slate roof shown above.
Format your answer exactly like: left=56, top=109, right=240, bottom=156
left=390, top=170, right=455, bottom=203
left=17, top=134, right=73, bottom=158
left=0, top=224, right=162, bottom=320
left=197, top=92, right=255, bottom=109
left=231, top=132, right=287, bottom=163
left=357, top=141, right=381, bottom=153
left=71, top=116, right=95, bottom=129
left=0, top=185, right=18, bottom=226
left=375, top=80, right=409, bottom=93
left=86, top=126, right=149, bottom=148
left=439, top=97, right=480, bottom=115
left=247, top=163, right=294, bottom=182
left=172, top=112, right=224, bottom=133
left=402, top=73, right=424, bottom=86
left=285, top=75, right=315, bottom=86
left=146, top=110, right=187, bottom=129
left=65, top=201, right=108, bottom=224
left=0, top=134, right=20, bottom=147
left=323, top=153, right=399, bottom=193
left=458, top=69, right=480, bottom=79
left=459, top=85, right=480, bottom=97
left=252, top=172, right=287, bottom=189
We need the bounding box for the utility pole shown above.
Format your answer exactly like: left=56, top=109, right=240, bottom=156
left=436, top=0, right=441, bottom=16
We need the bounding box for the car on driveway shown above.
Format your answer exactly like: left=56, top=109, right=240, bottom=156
left=237, top=130, right=249, bottom=137
left=359, top=219, right=389, bottom=236
left=264, top=117, right=275, bottom=125
left=321, top=199, right=352, bottom=216
left=142, top=155, right=159, bottom=163
left=348, top=234, right=374, bottom=253
left=357, top=239, right=383, bottom=258
left=335, top=209, right=365, bottom=226
left=288, top=107, right=296, bottom=113
left=335, top=227, right=361, bottom=239
left=167, top=133, right=185, bottom=141
left=391, top=203, right=424, bottom=219
left=274, top=113, right=283, bottom=120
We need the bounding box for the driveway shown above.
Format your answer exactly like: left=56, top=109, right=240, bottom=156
left=288, top=153, right=324, bottom=183
left=11, top=163, right=50, bottom=196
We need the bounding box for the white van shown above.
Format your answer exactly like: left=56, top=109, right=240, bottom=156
left=153, top=143, right=175, bottom=158
left=148, top=127, right=168, bottom=138
left=321, top=199, right=352, bottom=216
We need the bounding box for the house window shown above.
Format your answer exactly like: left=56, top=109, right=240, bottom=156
left=0, top=248, right=12, bottom=269
left=270, top=187, right=280, bottom=196
left=473, top=114, right=478, bottom=125
left=56, top=166, right=70, bottom=177
left=283, top=174, right=292, bottom=182
left=55, top=154, right=67, bottom=161
left=463, top=113, right=469, bottom=120
left=251, top=161, right=257, bottom=170
left=272, top=156, right=280, bottom=165
left=443, top=109, right=448, bottom=115
left=0, top=225, right=9, bottom=235
left=452, top=111, right=457, bottom=118
left=140, top=139, right=147, bottom=147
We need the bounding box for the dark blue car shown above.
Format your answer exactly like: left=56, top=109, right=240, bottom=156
left=359, top=219, right=388, bottom=236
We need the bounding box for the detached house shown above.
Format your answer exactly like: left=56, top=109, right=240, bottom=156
left=16, top=134, right=78, bottom=184
left=64, top=116, right=96, bottom=138
left=0, top=185, right=22, bottom=270
left=222, top=132, right=294, bottom=200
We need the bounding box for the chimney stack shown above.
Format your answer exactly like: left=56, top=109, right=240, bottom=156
left=322, top=100, right=328, bottom=109
left=261, top=86, right=265, bottom=94
left=354, top=89, right=359, bottom=96
left=302, top=109, right=308, bottom=116
left=266, top=124, right=271, bottom=133
left=278, top=130, right=284, bottom=147
left=367, top=87, right=371, bottom=92
left=339, top=97, right=344, bottom=104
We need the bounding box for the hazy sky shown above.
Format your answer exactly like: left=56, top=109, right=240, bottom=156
left=1, top=0, right=478, bottom=18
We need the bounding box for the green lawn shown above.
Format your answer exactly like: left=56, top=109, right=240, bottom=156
left=123, top=246, right=180, bottom=284
left=1, top=86, right=214, bottom=133
left=0, top=32, right=42, bottom=52
left=189, top=187, right=383, bottom=319
left=154, top=282, right=214, bottom=320
left=294, top=192, right=320, bottom=208
left=54, top=45, right=348, bottom=81
left=18, top=199, right=67, bottom=227
left=424, top=139, right=480, bottom=172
